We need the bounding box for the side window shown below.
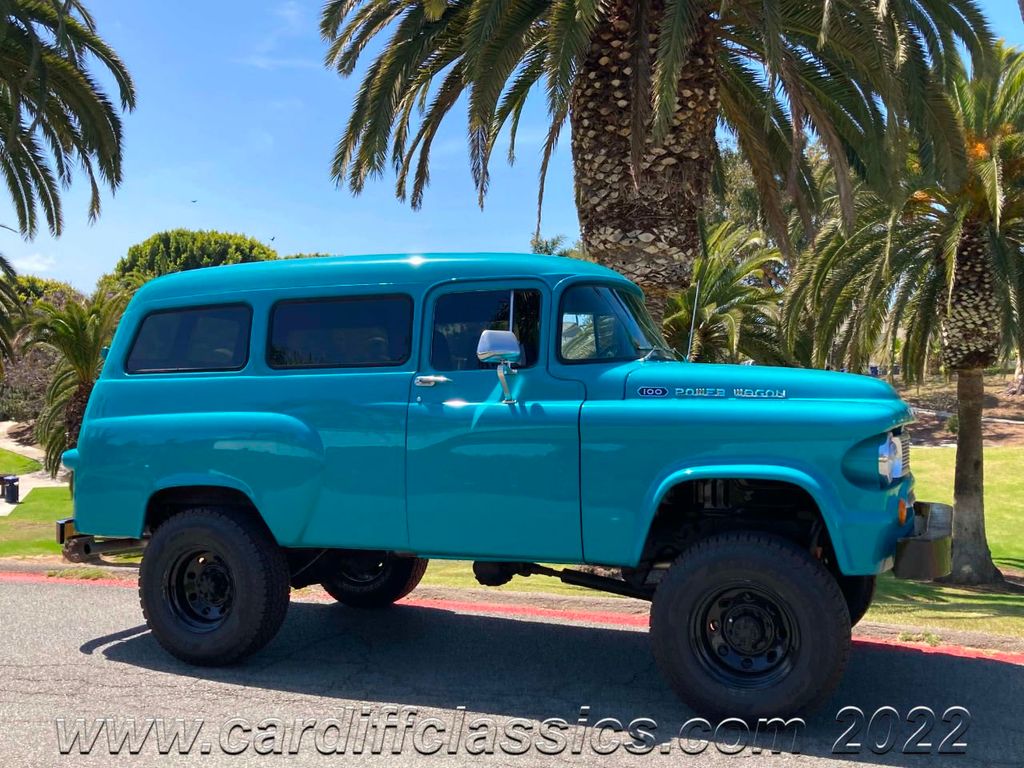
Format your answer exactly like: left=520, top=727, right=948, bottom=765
left=268, top=295, right=412, bottom=368
left=559, top=284, right=662, bottom=362
left=431, top=289, right=541, bottom=371
left=126, top=304, right=252, bottom=374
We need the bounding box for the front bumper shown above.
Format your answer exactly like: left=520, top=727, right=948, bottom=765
left=892, top=501, right=952, bottom=580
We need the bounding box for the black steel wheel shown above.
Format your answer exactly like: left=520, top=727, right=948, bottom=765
left=321, top=552, right=427, bottom=608
left=650, top=531, right=851, bottom=718
left=691, top=584, right=798, bottom=689
left=140, top=507, right=290, bottom=666
left=167, top=550, right=235, bottom=632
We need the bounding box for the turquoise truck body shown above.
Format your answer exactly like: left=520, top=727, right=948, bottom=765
left=63, top=253, right=917, bottom=576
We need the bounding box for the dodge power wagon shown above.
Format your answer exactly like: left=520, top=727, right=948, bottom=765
left=58, top=253, right=951, bottom=717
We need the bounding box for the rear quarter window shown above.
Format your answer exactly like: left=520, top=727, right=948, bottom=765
left=125, top=304, right=252, bottom=374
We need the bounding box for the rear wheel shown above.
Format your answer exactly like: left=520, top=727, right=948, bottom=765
left=650, top=531, right=851, bottom=718
left=139, top=507, right=290, bottom=666
left=321, top=552, right=427, bottom=608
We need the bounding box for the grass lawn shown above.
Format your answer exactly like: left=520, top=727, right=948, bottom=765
left=909, top=446, right=1024, bottom=569
left=1, top=447, right=1022, bottom=639
left=869, top=574, right=1024, bottom=638
left=0, top=486, right=70, bottom=557
left=421, top=559, right=596, bottom=596
left=866, top=446, right=1024, bottom=637
left=0, top=447, right=41, bottom=476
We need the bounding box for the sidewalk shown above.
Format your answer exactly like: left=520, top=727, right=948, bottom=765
left=0, top=421, right=68, bottom=517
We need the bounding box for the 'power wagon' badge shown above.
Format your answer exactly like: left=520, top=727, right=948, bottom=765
left=639, top=386, right=789, bottom=400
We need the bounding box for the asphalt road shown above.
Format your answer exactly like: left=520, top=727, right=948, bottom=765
left=1, top=576, right=1023, bottom=767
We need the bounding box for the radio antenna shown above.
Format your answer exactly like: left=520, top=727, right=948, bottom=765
left=685, top=280, right=701, bottom=362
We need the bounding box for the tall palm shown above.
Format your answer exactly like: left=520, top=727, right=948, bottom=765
left=0, top=253, right=21, bottom=367
left=1, top=0, right=135, bottom=238
left=321, top=0, right=989, bottom=318
left=663, top=222, right=787, bottom=363
left=1001, top=229, right=1024, bottom=396
left=20, top=293, right=123, bottom=475
left=787, top=45, right=1024, bottom=584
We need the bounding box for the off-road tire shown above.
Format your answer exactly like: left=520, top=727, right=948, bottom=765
left=650, top=531, right=851, bottom=718
left=837, top=574, right=876, bottom=627
left=139, top=507, right=290, bottom=666
left=321, top=555, right=428, bottom=608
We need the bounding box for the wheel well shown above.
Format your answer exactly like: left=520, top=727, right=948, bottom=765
left=640, top=478, right=834, bottom=567
left=144, top=486, right=271, bottom=539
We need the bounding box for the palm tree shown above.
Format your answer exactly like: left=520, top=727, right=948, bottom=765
left=1, top=1, right=135, bottom=238
left=21, top=293, right=123, bottom=475
left=663, top=221, right=789, bottom=363
left=320, top=0, right=989, bottom=318
left=787, top=45, right=1024, bottom=585
left=0, top=254, right=22, bottom=368
left=1001, top=229, right=1024, bottom=396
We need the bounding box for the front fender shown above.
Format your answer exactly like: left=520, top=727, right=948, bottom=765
left=632, top=462, right=846, bottom=569
left=73, top=412, right=325, bottom=544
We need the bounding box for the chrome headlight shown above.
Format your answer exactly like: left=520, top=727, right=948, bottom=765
left=878, top=434, right=904, bottom=484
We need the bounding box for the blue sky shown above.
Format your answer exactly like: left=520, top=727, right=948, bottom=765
left=2, top=0, right=1023, bottom=292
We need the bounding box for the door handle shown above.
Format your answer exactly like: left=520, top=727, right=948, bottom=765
left=414, top=375, right=452, bottom=387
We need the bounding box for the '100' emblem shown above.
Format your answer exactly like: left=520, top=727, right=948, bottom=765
left=637, top=386, right=669, bottom=398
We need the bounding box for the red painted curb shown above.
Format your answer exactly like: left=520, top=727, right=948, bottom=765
left=852, top=637, right=1024, bottom=665
left=0, top=570, right=133, bottom=589
left=4, top=570, right=1023, bottom=665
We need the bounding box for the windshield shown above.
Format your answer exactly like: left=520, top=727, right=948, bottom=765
left=559, top=284, right=676, bottom=362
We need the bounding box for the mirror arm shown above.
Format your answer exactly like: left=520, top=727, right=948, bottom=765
left=497, top=362, right=516, bottom=404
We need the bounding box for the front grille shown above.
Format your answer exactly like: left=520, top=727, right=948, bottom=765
left=901, top=430, right=911, bottom=475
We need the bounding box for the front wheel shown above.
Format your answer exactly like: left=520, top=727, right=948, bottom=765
left=650, top=532, right=851, bottom=718
left=321, top=553, right=428, bottom=608
left=837, top=574, right=876, bottom=627
left=139, top=507, right=291, bottom=666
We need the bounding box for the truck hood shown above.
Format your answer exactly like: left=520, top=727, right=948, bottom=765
left=625, top=362, right=912, bottom=412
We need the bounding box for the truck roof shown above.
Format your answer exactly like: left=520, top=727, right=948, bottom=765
left=134, top=252, right=631, bottom=302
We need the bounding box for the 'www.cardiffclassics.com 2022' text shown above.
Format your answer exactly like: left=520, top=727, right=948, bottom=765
left=55, top=704, right=970, bottom=757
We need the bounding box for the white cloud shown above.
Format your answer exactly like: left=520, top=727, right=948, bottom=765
left=10, top=253, right=56, bottom=273
left=274, top=1, right=304, bottom=32
left=269, top=97, right=305, bottom=112
left=234, top=2, right=317, bottom=71
left=233, top=54, right=321, bottom=70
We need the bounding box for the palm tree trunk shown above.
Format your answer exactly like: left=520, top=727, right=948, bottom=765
left=938, top=222, right=1002, bottom=585
left=1007, top=348, right=1024, bottom=395
left=570, top=0, right=718, bottom=321
left=940, top=223, right=1001, bottom=370
left=64, top=382, right=93, bottom=449
left=941, top=369, right=1002, bottom=584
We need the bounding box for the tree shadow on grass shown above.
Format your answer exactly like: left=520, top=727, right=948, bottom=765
left=95, top=600, right=1024, bottom=766
left=874, top=574, right=1024, bottom=622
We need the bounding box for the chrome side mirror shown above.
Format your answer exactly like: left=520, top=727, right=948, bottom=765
left=477, top=330, right=520, bottom=404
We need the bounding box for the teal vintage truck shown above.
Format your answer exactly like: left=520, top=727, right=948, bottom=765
left=58, top=253, right=951, bottom=717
